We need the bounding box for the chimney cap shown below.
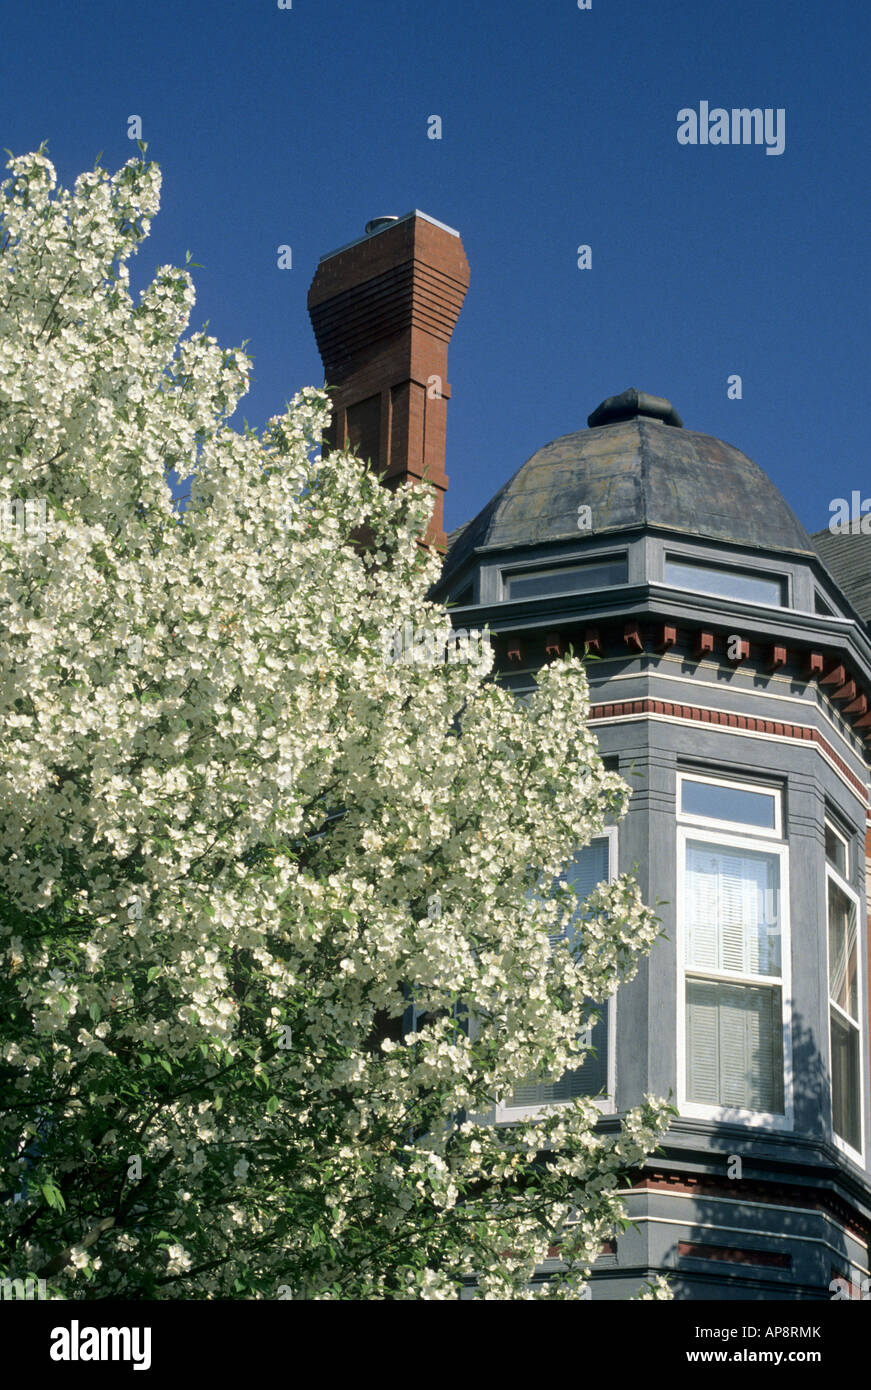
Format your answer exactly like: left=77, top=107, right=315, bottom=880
left=318, top=209, right=461, bottom=263
left=365, top=215, right=399, bottom=235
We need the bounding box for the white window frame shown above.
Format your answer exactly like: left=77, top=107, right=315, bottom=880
left=677, top=771, right=782, bottom=840
left=494, top=825, right=618, bottom=1123
left=663, top=553, right=790, bottom=609
left=500, top=552, right=629, bottom=603
left=824, top=819, right=850, bottom=879
left=676, top=780, right=793, bottom=1131
left=825, top=862, right=865, bottom=1165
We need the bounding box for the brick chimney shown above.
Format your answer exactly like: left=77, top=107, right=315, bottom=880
left=307, top=211, right=469, bottom=551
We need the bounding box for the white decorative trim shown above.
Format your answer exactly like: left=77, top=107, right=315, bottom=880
left=625, top=1212, right=870, bottom=1273
left=676, top=817, right=794, bottom=1133
left=677, top=771, right=782, bottom=839
left=825, top=865, right=866, bottom=1165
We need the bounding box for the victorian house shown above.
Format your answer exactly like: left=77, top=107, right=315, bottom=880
left=307, top=212, right=871, bottom=1300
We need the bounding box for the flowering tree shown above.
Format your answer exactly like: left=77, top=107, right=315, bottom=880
left=0, top=149, right=671, bottom=1299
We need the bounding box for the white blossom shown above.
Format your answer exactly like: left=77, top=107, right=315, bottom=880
left=0, top=149, right=672, bottom=1301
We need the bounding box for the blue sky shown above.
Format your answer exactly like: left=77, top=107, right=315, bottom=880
left=2, top=0, right=868, bottom=540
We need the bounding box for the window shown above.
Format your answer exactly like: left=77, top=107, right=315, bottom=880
left=496, top=830, right=617, bottom=1119
left=664, top=557, right=786, bottom=607
left=678, top=776, right=790, bottom=1123
left=815, top=590, right=835, bottom=616
left=826, top=846, right=863, bottom=1159
left=679, top=774, right=779, bottom=835
left=824, top=820, right=848, bottom=878
left=503, top=556, right=628, bottom=601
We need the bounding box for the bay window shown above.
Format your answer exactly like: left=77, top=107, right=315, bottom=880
left=826, top=824, right=863, bottom=1159
left=678, top=774, right=790, bottom=1123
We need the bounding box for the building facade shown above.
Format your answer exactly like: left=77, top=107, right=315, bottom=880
left=308, top=213, right=871, bottom=1300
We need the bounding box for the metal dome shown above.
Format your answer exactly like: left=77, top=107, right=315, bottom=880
left=441, top=394, right=814, bottom=583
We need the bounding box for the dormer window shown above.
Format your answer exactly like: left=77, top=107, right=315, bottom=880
left=503, top=555, right=628, bottom=602
left=664, top=556, right=786, bottom=607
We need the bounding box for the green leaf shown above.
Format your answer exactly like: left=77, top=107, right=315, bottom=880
left=89, top=1002, right=101, bottom=1023
left=266, top=1095, right=279, bottom=1115
left=41, top=1181, right=65, bottom=1212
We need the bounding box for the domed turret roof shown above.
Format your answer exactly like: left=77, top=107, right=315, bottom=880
left=442, top=390, right=814, bottom=583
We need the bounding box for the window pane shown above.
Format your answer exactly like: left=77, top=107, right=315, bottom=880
left=563, top=837, right=611, bottom=935
left=686, top=841, right=782, bottom=978
left=665, top=559, right=784, bottom=607
left=831, top=1009, right=861, bottom=1151
left=686, top=979, right=783, bottom=1112
left=508, top=838, right=612, bottom=1109
left=682, top=778, right=776, bottom=829
left=505, top=558, right=628, bottom=601
left=828, top=880, right=858, bottom=1022
left=825, top=824, right=848, bottom=876
left=508, top=1008, right=608, bottom=1107
left=532, top=837, right=611, bottom=945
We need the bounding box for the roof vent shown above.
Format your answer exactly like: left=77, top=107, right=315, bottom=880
left=588, top=388, right=683, bottom=429
left=364, top=215, right=399, bottom=235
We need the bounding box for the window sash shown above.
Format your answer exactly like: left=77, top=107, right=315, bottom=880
left=686, top=977, right=784, bottom=1113
left=501, top=833, right=615, bottom=1113
left=826, top=867, right=863, bottom=1156
left=677, top=773, right=781, bottom=838
left=824, top=821, right=849, bottom=877
left=504, top=557, right=628, bottom=601
left=664, top=557, right=785, bottom=607
left=827, top=879, right=859, bottom=1023
left=830, top=1008, right=862, bottom=1153
left=678, top=823, right=790, bottom=1122
left=507, top=1008, right=609, bottom=1107
left=684, top=839, right=782, bottom=980
left=680, top=776, right=778, bottom=832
